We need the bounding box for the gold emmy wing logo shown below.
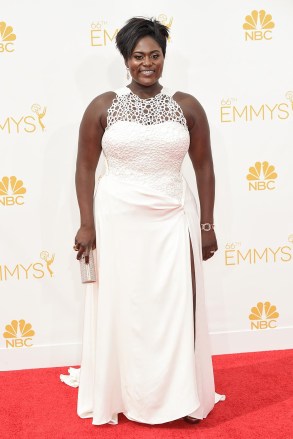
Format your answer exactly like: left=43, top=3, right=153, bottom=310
left=157, top=14, right=173, bottom=41
left=225, top=240, right=292, bottom=265
left=0, top=21, right=16, bottom=52
left=286, top=91, right=293, bottom=110
left=243, top=10, right=275, bottom=41
left=3, top=319, right=35, bottom=348
left=40, top=251, right=55, bottom=277
left=0, top=176, right=26, bottom=206
left=31, top=104, right=46, bottom=131
left=0, top=250, right=55, bottom=281
left=249, top=302, right=279, bottom=330
left=220, top=92, right=293, bottom=123
left=246, top=161, right=278, bottom=191
left=0, top=103, right=46, bottom=134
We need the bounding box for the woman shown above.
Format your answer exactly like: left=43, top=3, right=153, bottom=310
left=73, top=17, right=225, bottom=425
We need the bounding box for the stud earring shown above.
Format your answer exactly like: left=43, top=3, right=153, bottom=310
left=126, top=68, right=130, bottom=81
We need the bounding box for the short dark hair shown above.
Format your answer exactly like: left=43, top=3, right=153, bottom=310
left=115, top=17, right=169, bottom=60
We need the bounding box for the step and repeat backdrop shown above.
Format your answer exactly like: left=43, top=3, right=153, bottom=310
left=1, top=0, right=292, bottom=370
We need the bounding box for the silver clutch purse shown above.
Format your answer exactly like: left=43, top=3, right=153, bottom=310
left=79, top=249, right=96, bottom=283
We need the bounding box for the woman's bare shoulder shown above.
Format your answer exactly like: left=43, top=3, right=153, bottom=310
left=173, top=91, right=208, bottom=130
left=86, top=91, right=116, bottom=112
left=173, top=91, right=205, bottom=112
left=81, top=91, right=116, bottom=129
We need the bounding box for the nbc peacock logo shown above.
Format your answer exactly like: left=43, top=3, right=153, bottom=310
left=0, top=176, right=26, bottom=206
left=243, top=10, right=275, bottom=41
left=246, top=161, right=278, bottom=191
left=3, top=319, right=35, bottom=348
left=0, top=21, right=16, bottom=52
left=249, top=302, right=279, bottom=330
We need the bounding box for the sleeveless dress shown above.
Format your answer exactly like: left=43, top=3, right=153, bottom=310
left=75, top=86, right=225, bottom=425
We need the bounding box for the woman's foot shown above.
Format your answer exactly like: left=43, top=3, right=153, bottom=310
left=183, top=416, right=201, bottom=424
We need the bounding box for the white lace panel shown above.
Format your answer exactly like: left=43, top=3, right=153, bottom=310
left=101, top=90, right=190, bottom=202
left=106, top=91, right=188, bottom=130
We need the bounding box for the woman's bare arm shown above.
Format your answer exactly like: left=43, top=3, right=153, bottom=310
left=75, top=93, right=112, bottom=261
left=174, top=92, right=218, bottom=261
left=76, top=99, right=103, bottom=225
left=187, top=96, right=215, bottom=225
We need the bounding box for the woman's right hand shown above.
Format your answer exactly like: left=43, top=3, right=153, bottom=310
left=74, top=225, right=96, bottom=263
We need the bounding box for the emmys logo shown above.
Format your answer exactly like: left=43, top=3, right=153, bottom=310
left=249, top=302, right=279, bottom=330
left=90, top=14, right=173, bottom=47
left=3, top=319, right=35, bottom=348
left=0, top=176, right=26, bottom=206
left=220, top=92, right=293, bottom=123
left=246, top=161, right=278, bottom=191
left=243, top=10, right=275, bottom=41
left=90, top=20, right=118, bottom=47
left=0, top=103, right=46, bottom=134
left=0, top=21, right=16, bottom=52
left=225, top=238, right=292, bottom=266
left=0, top=251, right=55, bottom=281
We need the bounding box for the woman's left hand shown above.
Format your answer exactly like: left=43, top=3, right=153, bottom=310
left=201, top=230, right=218, bottom=261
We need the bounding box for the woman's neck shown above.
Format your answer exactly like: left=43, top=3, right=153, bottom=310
left=127, top=81, right=163, bottom=98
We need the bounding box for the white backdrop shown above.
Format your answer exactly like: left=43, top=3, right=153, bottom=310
left=1, top=0, right=292, bottom=371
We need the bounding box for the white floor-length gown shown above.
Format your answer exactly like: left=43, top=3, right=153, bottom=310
left=65, top=86, right=225, bottom=425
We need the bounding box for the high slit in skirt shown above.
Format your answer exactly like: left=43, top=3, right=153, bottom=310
left=77, top=173, right=225, bottom=425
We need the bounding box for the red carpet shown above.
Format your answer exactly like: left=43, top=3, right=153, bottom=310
left=1, top=349, right=292, bottom=439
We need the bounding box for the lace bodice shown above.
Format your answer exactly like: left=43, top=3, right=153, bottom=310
left=101, top=86, right=190, bottom=202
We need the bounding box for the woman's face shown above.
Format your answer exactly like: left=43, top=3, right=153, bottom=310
left=126, top=36, right=164, bottom=86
